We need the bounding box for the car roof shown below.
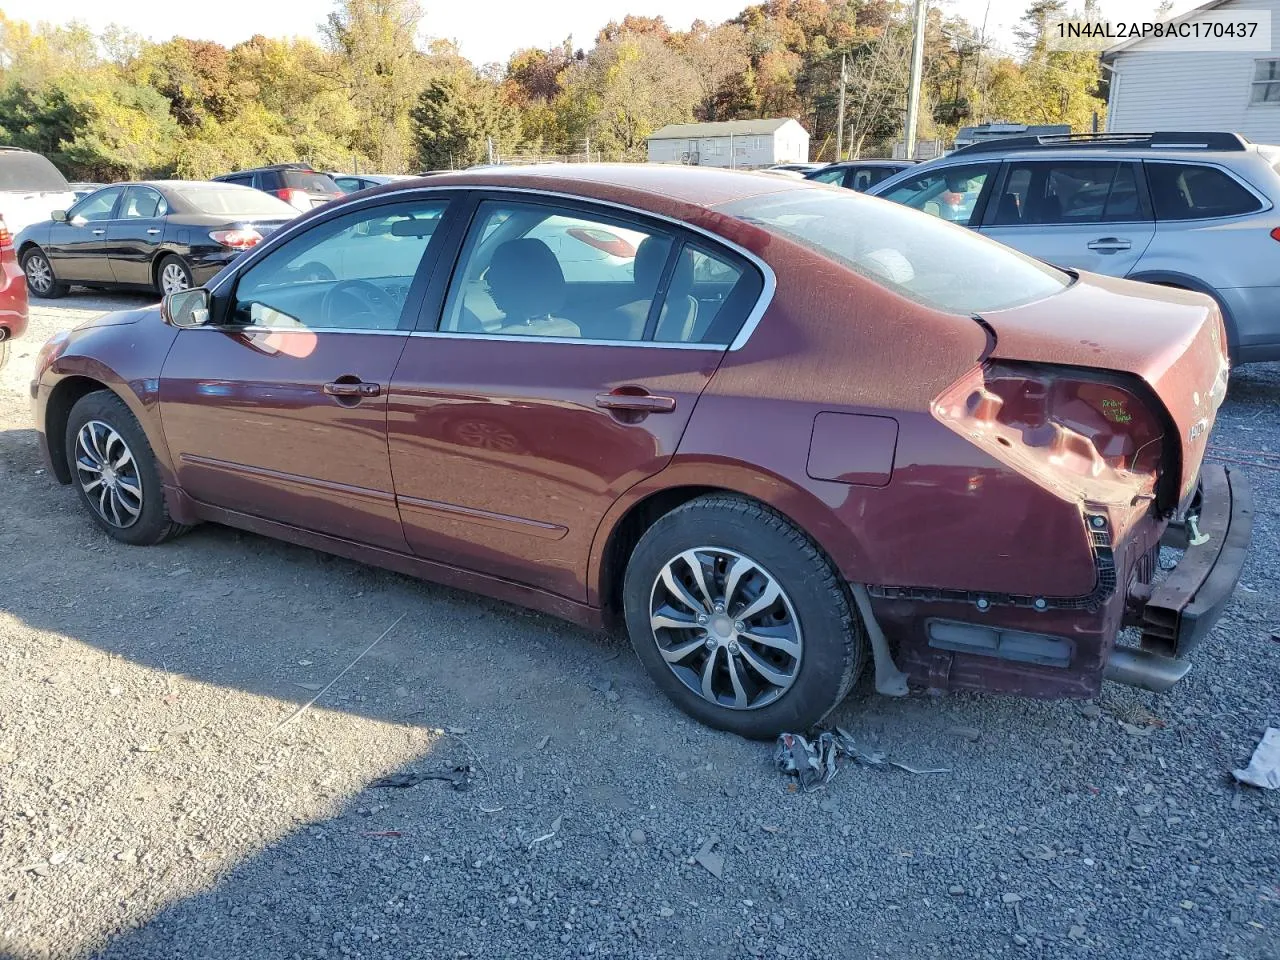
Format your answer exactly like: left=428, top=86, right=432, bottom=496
left=397, top=163, right=812, bottom=210
left=821, top=160, right=915, bottom=168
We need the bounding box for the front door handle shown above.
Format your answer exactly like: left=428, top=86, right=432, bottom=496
left=92, top=229, right=106, bottom=236
left=323, top=380, right=380, bottom=398
left=146, top=228, right=161, bottom=235
left=595, top=390, right=677, bottom=414
left=1086, top=237, right=1131, bottom=252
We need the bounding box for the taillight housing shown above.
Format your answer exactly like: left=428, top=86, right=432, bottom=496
left=209, top=227, right=263, bottom=250
left=935, top=362, right=1171, bottom=508
left=0, top=216, right=12, bottom=253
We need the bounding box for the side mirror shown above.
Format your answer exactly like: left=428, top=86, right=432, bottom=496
left=51, top=210, right=67, bottom=222
left=162, top=287, right=212, bottom=328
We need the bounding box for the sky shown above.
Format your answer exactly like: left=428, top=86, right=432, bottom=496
left=8, top=0, right=1204, bottom=66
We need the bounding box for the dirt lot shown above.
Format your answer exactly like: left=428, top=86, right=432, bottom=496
left=1, top=292, right=1278, bottom=960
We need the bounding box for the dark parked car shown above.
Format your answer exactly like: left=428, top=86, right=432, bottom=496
left=213, top=164, right=343, bottom=213
left=0, top=214, right=27, bottom=370
left=805, top=159, right=918, bottom=192
left=15, top=180, right=297, bottom=298
left=330, top=173, right=416, bottom=194
left=30, top=165, right=1249, bottom=738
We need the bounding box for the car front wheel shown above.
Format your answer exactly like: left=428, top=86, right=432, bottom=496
left=623, top=494, right=867, bottom=739
left=22, top=248, right=67, bottom=299
left=64, top=390, right=189, bottom=545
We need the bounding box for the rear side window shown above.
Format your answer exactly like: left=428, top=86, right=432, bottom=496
left=220, top=173, right=254, bottom=187
left=721, top=190, right=1069, bottom=315
left=0, top=151, right=70, bottom=192
left=848, top=166, right=900, bottom=192
left=1146, top=163, right=1262, bottom=220
left=993, top=161, right=1144, bottom=224
left=877, top=163, right=996, bottom=226
left=809, top=168, right=845, bottom=184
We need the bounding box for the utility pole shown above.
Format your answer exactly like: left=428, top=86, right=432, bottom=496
left=835, top=53, right=847, bottom=162
left=904, top=0, right=927, bottom=160
left=487, top=136, right=495, bottom=165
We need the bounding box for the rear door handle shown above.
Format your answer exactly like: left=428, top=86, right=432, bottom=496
left=323, top=381, right=380, bottom=398
left=1086, top=237, right=1131, bottom=252
left=92, top=229, right=106, bottom=236
left=595, top=391, right=677, bottom=413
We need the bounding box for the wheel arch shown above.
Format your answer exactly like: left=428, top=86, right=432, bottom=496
left=1125, top=269, right=1238, bottom=352
left=588, top=462, right=874, bottom=631
left=44, top=375, right=114, bottom=483
left=151, top=250, right=186, bottom=290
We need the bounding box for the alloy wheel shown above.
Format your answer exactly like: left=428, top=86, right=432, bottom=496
left=74, top=420, right=143, bottom=528
left=160, top=262, right=190, bottom=294
left=648, top=547, right=802, bottom=710
left=24, top=254, right=53, bottom=295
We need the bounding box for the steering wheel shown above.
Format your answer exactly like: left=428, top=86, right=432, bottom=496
left=319, top=279, right=390, bottom=327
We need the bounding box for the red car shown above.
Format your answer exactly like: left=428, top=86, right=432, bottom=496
left=29, top=165, right=1251, bottom=738
left=0, top=215, right=28, bottom=370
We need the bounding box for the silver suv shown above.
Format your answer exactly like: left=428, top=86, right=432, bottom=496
left=867, top=132, right=1280, bottom=364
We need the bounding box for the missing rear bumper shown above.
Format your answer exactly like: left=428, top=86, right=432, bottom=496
left=1109, top=465, right=1252, bottom=690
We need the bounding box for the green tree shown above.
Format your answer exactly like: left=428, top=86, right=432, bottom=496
left=411, top=71, right=521, bottom=169
left=320, top=0, right=425, bottom=171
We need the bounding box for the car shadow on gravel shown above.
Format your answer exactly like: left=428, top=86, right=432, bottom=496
left=2, top=420, right=1279, bottom=960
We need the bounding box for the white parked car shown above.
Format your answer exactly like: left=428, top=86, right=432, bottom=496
left=0, top=148, right=76, bottom=234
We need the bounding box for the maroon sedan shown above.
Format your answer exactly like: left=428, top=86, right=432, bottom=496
left=0, top=215, right=28, bottom=369
left=30, top=165, right=1251, bottom=738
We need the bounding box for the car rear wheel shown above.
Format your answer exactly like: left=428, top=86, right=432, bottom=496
left=22, top=248, right=67, bottom=299
left=623, top=495, right=867, bottom=739
left=64, top=390, right=189, bottom=546
left=156, top=255, right=193, bottom=295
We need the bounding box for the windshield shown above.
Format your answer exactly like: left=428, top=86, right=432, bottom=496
left=0, top=152, right=70, bottom=192
left=172, top=186, right=298, bottom=218
left=719, top=190, right=1071, bottom=314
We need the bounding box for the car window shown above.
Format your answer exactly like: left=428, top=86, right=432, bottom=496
left=0, top=152, right=70, bottom=192
left=221, top=173, right=253, bottom=187
left=439, top=201, right=674, bottom=342
left=1145, top=163, right=1262, bottom=220
left=809, top=168, right=846, bottom=184
left=334, top=177, right=362, bottom=193
left=69, top=187, right=124, bottom=222
left=878, top=163, right=994, bottom=226
left=120, top=187, right=168, bottom=219
left=992, top=162, right=1144, bottom=225
left=231, top=199, right=450, bottom=332
left=655, top=243, right=758, bottom=345
left=721, top=189, right=1070, bottom=315
left=172, top=185, right=297, bottom=217
left=283, top=170, right=341, bottom=194
left=848, top=166, right=899, bottom=192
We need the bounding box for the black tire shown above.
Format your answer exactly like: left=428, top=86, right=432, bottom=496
left=64, top=390, right=190, bottom=546
left=155, top=254, right=193, bottom=295
left=623, top=495, right=867, bottom=739
left=21, top=247, right=68, bottom=298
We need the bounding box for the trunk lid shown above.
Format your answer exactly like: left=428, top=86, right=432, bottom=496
left=979, top=272, right=1229, bottom=506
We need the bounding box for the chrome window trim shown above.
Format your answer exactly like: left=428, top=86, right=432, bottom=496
left=182, top=326, right=409, bottom=336
left=209, top=183, right=777, bottom=352
left=408, top=330, right=727, bottom=350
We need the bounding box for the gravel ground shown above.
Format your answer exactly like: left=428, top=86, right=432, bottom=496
left=1, top=291, right=1277, bottom=960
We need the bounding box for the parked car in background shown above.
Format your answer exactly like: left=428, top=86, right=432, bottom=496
left=868, top=131, right=1280, bottom=363
left=0, top=147, right=76, bottom=234
left=212, top=163, right=342, bottom=213
left=766, top=163, right=825, bottom=174
left=0, top=215, right=27, bottom=370
left=330, top=173, right=417, bottom=194
left=16, top=181, right=297, bottom=298
left=806, top=159, right=918, bottom=192
left=69, top=182, right=105, bottom=202
left=30, top=165, right=1247, bottom=738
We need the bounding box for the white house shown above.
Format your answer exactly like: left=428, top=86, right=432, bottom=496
left=645, top=119, right=810, bottom=169
left=1101, top=0, right=1280, bottom=143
